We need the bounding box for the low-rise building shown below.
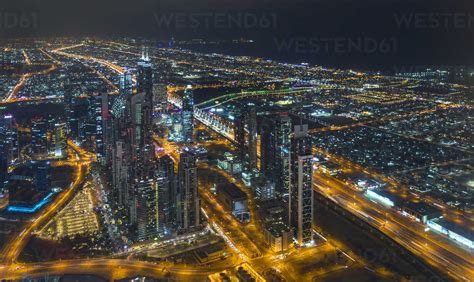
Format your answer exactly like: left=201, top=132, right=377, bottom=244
left=217, top=152, right=242, bottom=175
left=401, top=201, right=442, bottom=224
left=263, top=221, right=292, bottom=252
left=216, top=183, right=249, bottom=222
left=427, top=218, right=474, bottom=249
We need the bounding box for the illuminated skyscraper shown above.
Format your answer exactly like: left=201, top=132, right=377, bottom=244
left=135, top=176, right=159, bottom=241
left=140, top=62, right=155, bottom=160
left=0, top=115, right=16, bottom=209
left=112, top=141, right=131, bottom=217
left=31, top=117, right=49, bottom=159
left=80, top=97, right=100, bottom=149
left=31, top=116, right=67, bottom=159
left=63, top=83, right=80, bottom=140
left=0, top=154, right=8, bottom=209
left=35, top=161, right=51, bottom=193
left=156, top=155, right=177, bottom=234
left=248, top=107, right=257, bottom=170
left=260, top=114, right=291, bottom=197
left=120, top=69, right=133, bottom=97
left=99, top=93, right=112, bottom=164
left=110, top=70, right=135, bottom=213
left=289, top=124, right=314, bottom=245
left=177, top=149, right=200, bottom=231
left=276, top=115, right=291, bottom=198
left=153, top=83, right=168, bottom=109
left=0, top=114, right=19, bottom=165
left=52, top=121, right=67, bottom=158
left=235, top=112, right=246, bottom=161
left=181, top=85, right=194, bottom=144
left=137, top=49, right=153, bottom=96
left=234, top=106, right=258, bottom=171
left=259, top=117, right=276, bottom=177
left=131, top=92, right=145, bottom=161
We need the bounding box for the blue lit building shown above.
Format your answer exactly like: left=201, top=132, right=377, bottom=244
left=427, top=218, right=474, bottom=249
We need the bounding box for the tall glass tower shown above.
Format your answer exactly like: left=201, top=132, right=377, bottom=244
left=289, top=124, right=314, bottom=245
left=181, top=85, right=194, bottom=144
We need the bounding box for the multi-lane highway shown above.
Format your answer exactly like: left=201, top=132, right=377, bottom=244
left=313, top=172, right=474, bottom=281
left=0, top=259, right=213, bottom=281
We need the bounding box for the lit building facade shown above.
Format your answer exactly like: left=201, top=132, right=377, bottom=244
left=31, top=117, right=49, bottom=159
left=260, top=114, right=291, bottom=197
left=289, top=124, right=314, bottom=245
left=177, top=149, right=200, bottom=231
left=181, top=85, right=194, bottom=144
left=135, top=176, right=159, bottom=241
left=0, top=114, right=19, bottom=165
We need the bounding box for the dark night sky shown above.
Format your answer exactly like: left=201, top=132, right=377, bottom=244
left=1, top=0, right=473, bottom=71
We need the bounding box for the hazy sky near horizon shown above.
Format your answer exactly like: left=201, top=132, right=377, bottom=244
left=1, top=0, right=473, bottom=69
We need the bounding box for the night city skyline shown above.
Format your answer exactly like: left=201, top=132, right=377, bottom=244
left=0, top=1, right=473, bottom=282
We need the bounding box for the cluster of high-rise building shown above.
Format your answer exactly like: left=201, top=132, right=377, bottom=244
left=30, top=116, right=67, bottom=160
left=0, top=114, right=58, bottom=210
left=75, top=51, right=203, bottom=241
left=235, top=109, right=315, bottom=246
left=167, top=84, right=195, bottom=144
left=2, top=45, right=315, bottom=246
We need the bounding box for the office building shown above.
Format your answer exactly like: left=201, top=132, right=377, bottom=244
left=63, top=83, right=80, bottom=140
left=131, top=92, right=146, bottom=160
left=247, top=107, right=257, bottom=170
left=234, top=111, right=246, bottom=162
left=112, top=141, right=131, bottom=206
left=289, top=124, right=314, bottom=245
left=181, top=85, right=194, bottom=144
left=35, top=161, right=51, bottom=193
left=137, top=50, right=155, bottom=160
left=255, top=177, right=276, bottom=200
left=0, top=114, right=19, bottom=165
left=120, top=69, right=134, bottom=97
left=137, top=49, right=153, bottom=95
left=177, top=149, right=200, bottom=231
left=90, top=94, right=105, bottom=162
left=217, top=183, right=249, bottom=222
left=51, top=121, right=67, bottom=158
left=99, top=92, right=112, bottom=164
left=217, top=152, right=242, bottom=176
left=153, top=83, right=168, bottom=109
left=156, top=155, right=177, bottom=234
left=260, top=114, right=291, bottom=197
left=0, top=155, right=9, bottom=209
left=263, top=221, right=293, bottom=252
left=234, top=107, right=258, bottom=171
left=135, top=176, right=159, bottom=241
left=31, top=117, right=49, bottom=159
